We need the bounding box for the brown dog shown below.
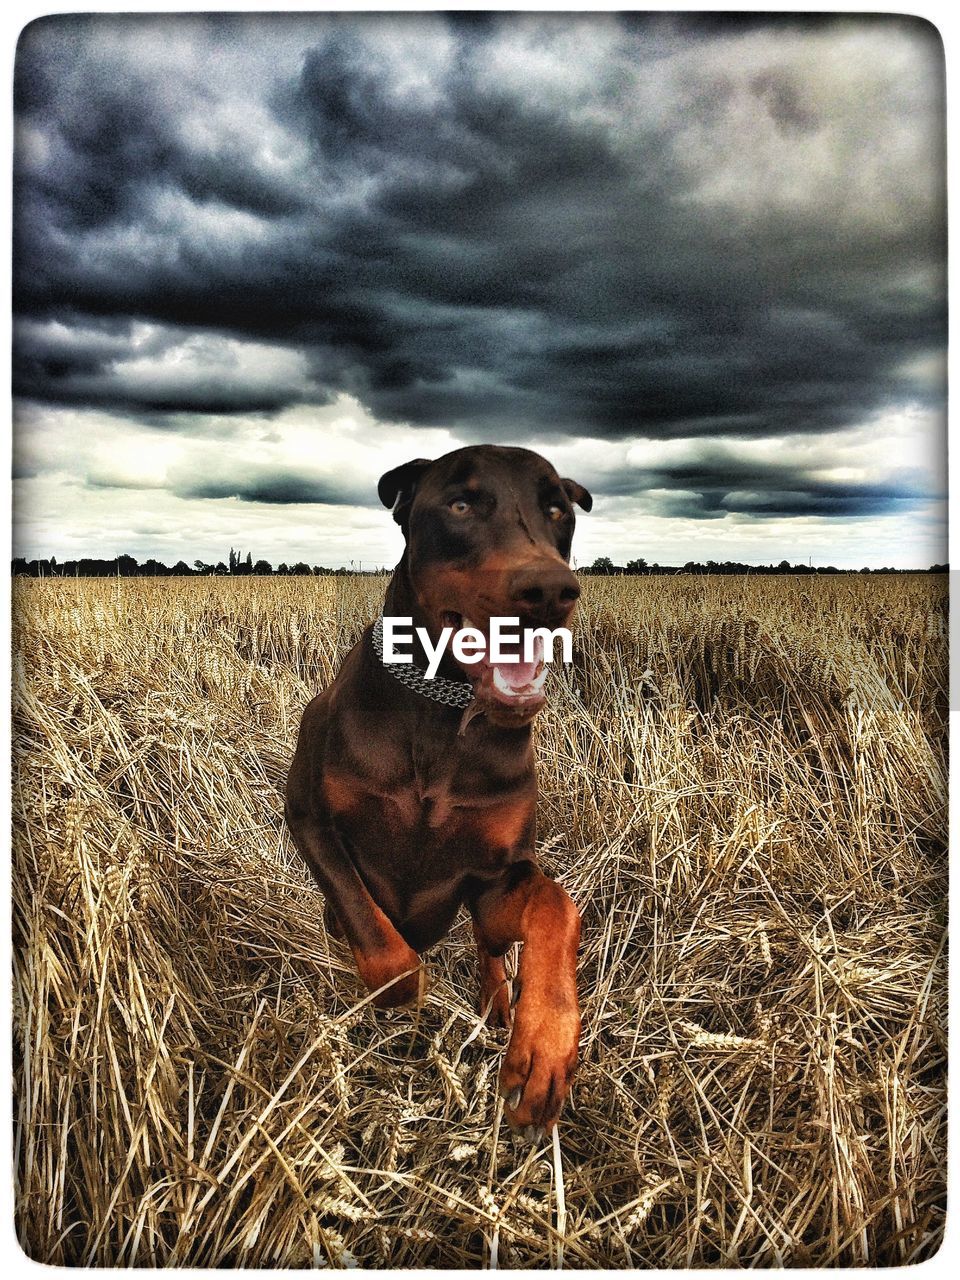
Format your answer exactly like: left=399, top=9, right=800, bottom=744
left=285, top=445, right=591, bottom=1136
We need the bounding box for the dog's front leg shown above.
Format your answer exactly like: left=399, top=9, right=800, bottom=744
left=469, top=863, right=580, bottom=1135
left=285, top=804, right=422, bottom=1008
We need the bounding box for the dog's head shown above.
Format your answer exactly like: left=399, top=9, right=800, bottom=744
left=378, top=445, right=592, bottom=725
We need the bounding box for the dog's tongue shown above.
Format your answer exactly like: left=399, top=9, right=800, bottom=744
left=491, top=631, right=545, bottom=690
left=493, top=656, right=541, bottom=688
left=458, top=619, right=548, bottom=702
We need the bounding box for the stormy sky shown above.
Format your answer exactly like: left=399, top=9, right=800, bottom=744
left=12, top=11, right=946, bottom=568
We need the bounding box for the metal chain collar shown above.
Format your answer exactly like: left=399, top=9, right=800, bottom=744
left=371, top=616, right=475, bottom=709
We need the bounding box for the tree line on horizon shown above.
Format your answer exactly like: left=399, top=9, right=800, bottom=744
left=10, top=549, right=949, bottom=578
left=582, top=556, right=949, bottom=576
left=10, top=547, right=382, bottom=579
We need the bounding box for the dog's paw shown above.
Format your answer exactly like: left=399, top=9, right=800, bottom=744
left=499, top=994, right=579, bottom=1131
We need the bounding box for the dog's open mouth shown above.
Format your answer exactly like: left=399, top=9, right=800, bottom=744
left=441, top=610, right=548, bottom=708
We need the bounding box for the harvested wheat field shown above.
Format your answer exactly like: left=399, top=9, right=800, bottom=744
left=12, top=572, right=947, bottom=1267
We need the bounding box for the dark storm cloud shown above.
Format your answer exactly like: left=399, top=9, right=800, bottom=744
left=12, top=11, right=945, bottom=517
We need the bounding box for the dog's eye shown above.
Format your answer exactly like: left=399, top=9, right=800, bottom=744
left=449, top=499, right=471, bottom=516
left=546, top=504, right=565, bottom=521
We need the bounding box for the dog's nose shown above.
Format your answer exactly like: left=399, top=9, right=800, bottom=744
left=508, top=563, right=581, bottom=619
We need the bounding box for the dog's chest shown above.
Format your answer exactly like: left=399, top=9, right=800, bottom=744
left=326, top=721, right=536, bottom=944
left=337, top=748, right=534, bottom=869
left=391, top=768, right=529, bottom=847
left=357, top=778, right=533, bottom=938
left=326, top=717, right=536, bottom=884
left=413, top=738, right=532, bottom=826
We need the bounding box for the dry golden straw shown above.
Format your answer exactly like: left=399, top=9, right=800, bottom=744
left=12, top=572, right=946, bottom=1266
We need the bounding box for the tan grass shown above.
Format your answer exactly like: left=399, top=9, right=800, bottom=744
left=12, top=572, right=947, bottom=1266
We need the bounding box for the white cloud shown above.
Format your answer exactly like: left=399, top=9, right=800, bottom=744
left=12, top=396, right=945, bottom=569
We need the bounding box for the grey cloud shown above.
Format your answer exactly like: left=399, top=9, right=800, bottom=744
left=749, top=71, right=819, bottom=136
left=594, top=445, right=936, bottom=520
left=86, top=469, right=167, bottom=491
left=170, top=467, right=370, bottom=507
left=14, top=318, right=325, bottom=418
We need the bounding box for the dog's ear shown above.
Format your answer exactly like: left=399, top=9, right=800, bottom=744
left=378, top=458, right=433, bottom=527
left=561, top=478, right=593, bottom=512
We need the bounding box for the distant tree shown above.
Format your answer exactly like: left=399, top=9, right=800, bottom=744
left=588, top=556, right=615, bottom=574
left=117, top=554, right=138, bottom=577
left=277, top=562, right=290, bottom=575
left=625, top=558, right=648, bottom=574
left=172, top=560, right=192, bottom=575
left=253, top=559, right=273, bottom=575
left=292, top=562, right=312, bottom=575
left=244, top=551, right=253, bottom=574
left=214, top=562, right=228, bottom=575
